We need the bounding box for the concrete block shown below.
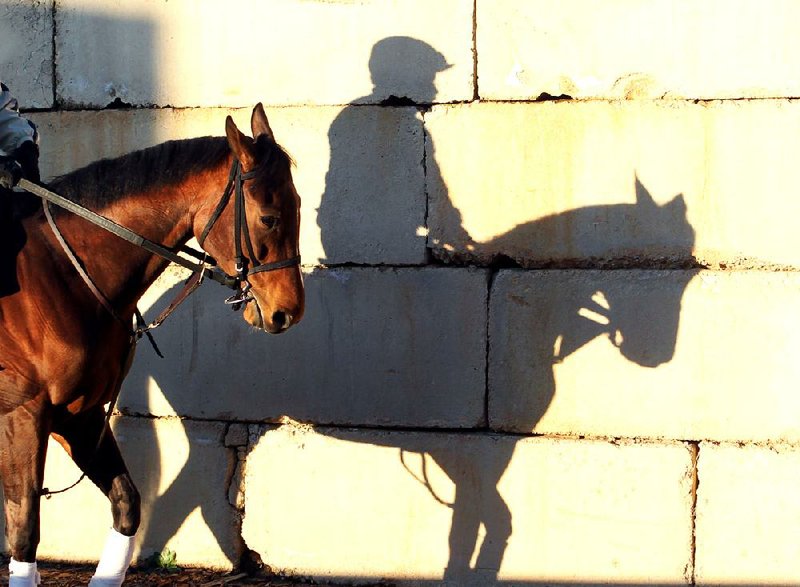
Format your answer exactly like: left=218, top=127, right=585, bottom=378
left=32, top=417, right=237, bottom=569
left=489, top=270, right=800, bottom=443
left=121, top=267, right=488, bottom=428
left=696, top=443, right=800, bottom=585
left=0, top=1, right=53, bottom=108
left=29, top=104, right=426, bottom=264
left=243, top=426, right=693, bottom=584
left=478, top=0, right=800, bottom=100
left=31, top=110, right=167, bottom=179
left=312, top=106, right=427, bottom=265
left=55, top=0, right=473, bottom=108
left=426, top=101, right=800, bottom=268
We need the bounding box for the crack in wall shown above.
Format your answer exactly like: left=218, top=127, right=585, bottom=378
left=222, top=422, right=266, bottom=573
left=472, top=0, right=479, bottom=101
left=112, top=413, right=800, bottom=451
left=484, top=268, right=500, bottom=429
left=688, top=441, right=699, bottom=586
left=50, top=0, right=57, bottom=109
left=420, top=108, right=433, bottom=265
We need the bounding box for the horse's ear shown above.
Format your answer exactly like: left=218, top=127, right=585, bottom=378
left=251, top=103, right=275, bottom=141
left=226, top=115, right=255, bottom=168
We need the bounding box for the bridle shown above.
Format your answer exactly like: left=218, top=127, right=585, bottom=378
left=197, top=158, right=301, bottom=309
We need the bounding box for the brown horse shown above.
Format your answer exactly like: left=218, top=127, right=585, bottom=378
left=0, top=104, right=303, bottom=585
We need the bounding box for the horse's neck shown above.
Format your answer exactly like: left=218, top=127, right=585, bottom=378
left=41, top=157, right=231, bottom=313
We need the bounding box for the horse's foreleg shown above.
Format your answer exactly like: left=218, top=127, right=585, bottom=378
left=52, top=407, right=140, bottom=587
left=0, top=395, right=51, bottom=587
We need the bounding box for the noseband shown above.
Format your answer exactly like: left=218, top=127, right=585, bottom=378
left=198, top=159, right=301, bottom=309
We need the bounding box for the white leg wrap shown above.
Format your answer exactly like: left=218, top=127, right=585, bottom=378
left=88, top=528, right=135, bottom=587
left=8, top=559, right=40, bottom=587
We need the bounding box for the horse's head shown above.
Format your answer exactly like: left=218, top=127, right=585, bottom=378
left=198, top=104, right=304, bottom=334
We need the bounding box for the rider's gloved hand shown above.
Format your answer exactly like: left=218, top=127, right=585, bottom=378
left=0, top=155, right=22, bottom=190
left=11, top=140, right=40, bottom=184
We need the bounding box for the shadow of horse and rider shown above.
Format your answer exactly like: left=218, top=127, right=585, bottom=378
left=120, top=37, right=697, bottom=584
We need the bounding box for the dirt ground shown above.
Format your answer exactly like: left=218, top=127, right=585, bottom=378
left=1, top=560, right=389, bottom=587
left=4, top=563, right=290, bottom=586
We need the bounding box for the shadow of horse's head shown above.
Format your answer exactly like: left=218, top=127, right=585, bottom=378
left=566, top=266, right=695, bottom=369
left=603, top=269, right=695, bottom=368
left=480, top=176, right=696, bottom=371
left=483, top=177, right=699, bottom=440
left=575, top=178, right=695, bottom=367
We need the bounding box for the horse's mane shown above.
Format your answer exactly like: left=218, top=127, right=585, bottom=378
left=45, top=134, right=292, bottom=213
left=48, top=136, right=230, bottom=211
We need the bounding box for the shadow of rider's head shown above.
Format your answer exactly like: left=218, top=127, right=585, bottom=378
left=366, top=36, right=451, bottom=103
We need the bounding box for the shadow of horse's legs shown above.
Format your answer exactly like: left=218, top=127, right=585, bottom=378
left=443, top=484, right=480, bottom=579
left=139, top=474, right=194, bottom=560
left=139, top=449, right=241, bottom=567
left=473, top=482, right=512, bottom=578
left=434, top=443, right=515, bottom=584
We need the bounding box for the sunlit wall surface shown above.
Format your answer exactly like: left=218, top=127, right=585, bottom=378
left=3, top=0, right=800, bottom=584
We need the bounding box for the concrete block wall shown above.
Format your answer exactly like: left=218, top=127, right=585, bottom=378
left=3, top=1, right=799, bottom=584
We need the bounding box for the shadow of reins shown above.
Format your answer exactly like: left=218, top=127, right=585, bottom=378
left=17, top=158, right=300, bottom=497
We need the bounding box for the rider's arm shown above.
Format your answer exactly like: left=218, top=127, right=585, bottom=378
left=0, top=82, right=39, bottom=188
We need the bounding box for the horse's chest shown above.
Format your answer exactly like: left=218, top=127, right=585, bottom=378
left=45, top=336, right=131, bottom=408
left=1, top=279, right=135, bottom=411
left=0, top=343, right=122, bottom=415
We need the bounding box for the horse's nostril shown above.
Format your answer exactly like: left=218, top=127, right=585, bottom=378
left=272, top=311, right=291, bottom=330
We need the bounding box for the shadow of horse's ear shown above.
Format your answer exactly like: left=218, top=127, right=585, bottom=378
left=635, top=174, right=657, bottom=208
left=666, top=192, right=687, bottom=213
left=226, top=115, right=255, bottom=169
left=251, top=103, right=275, bottom=142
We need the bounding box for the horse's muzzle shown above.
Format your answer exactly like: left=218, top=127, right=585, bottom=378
left=270, top=310, right=293, bottom=332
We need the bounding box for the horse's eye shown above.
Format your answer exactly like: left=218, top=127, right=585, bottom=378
left=260, top=215, right=280, bottom=231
